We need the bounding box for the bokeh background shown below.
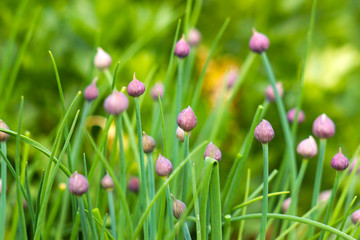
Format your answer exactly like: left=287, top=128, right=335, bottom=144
left=1, top=0, right=360, bottom=238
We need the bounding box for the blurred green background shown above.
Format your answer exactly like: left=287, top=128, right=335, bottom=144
left=1, top=0, right=360, bottom=237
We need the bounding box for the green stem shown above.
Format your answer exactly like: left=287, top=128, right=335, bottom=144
left=238, top=169, right=251, bottom=240
left=115, top=115, right=126, bottom=195
left=157, top=192, right=167, bottom=240
left=0, top=142, right=7, bottom=240
left=319, top=171, right=341, bottom=240
left=182, top=132, right=190, bottom=201
left=260, top=143, right=269, bottom=240
left=209, top=159, right=222, bottom=240
left=134, top=97, right=149, bottom=237
left=107, top=191, right=117, bottom=239
left=165, top=184, right=175, bottom=235
left=224, top=215, right=232, bottom=240
left=335, top=196, right=357, bottom=240
left=308, top=138, right=326, bottom=236
left=79, top=197, right=90, bottom=240
left=191, top=160, right=201, bottom=240
left=260, top=53, right=297, bottom=188
left=147, top=153, right=156, bottom=240
left=182, top=222, right=192, bottom=240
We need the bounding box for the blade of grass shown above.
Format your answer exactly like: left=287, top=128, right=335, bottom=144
left=70, top=212, right=81, bottom=240
left=208, top=157, right=222, bottom=240
left=232, top=191, right=290, bottom=211
left=237, top=169, right=251, bottom=240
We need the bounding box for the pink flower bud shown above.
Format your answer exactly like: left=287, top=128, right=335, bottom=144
left=0, top=120, right=10, bottom=142
left=84, top=77, right=99, bottom=102
left=265, top=82, right=283, bottom=102
left=128, top=177, right=140, bottom=193
left=151, top=83, right=164, bottom=100
left=155, top=154, right=173, bottom=177
left=101, top=173, right=114, bottom=191
left=312, top=114, right=335, bottom=139
left=296, top=136, right=318, bottom=158
left=187, top=29, right=202, bottom=47
left=104, top=91, right=129, bottom=115
left=68, top=171, right=89, bottom=196
left=287, top=108, right=305, bottom=124
left=142, top=131, right=156, bottom=153
left=249, top=29, right=269, bottom=53
left=254, top=119, right=275, bottom=144
left=127, top=73, right=145, bottom=97
left=177, top=106, right=197, bottom=132
left=204, top=142, right=222, bottom=162
left=331, top=148, right=349, bottom=171
left=174, top=35, right=190, bottom=58
left=94, top=47, right=112, bottom=70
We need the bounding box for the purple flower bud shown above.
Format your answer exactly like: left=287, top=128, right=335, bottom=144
left=349, top=158, right=360, bottom=174
left=177, top=106, right=197, bottom=132
left=249, top=29, right=270, bottom=53
left=226, top=69, right=239, bottom=89
left=282, top=197, right=291, bottom=213
left=68, top=171, right=89, bottom=196
left=287, top=108, right=305, bottom=124
left=265, top=82, right=283, bottom=102
left=296, top=136, right=318, bottom=159
left=331, top=148, right=349, bottom=171
left=151, top=83, right=164, bottom=100
left=174, top=35, right=190, bottom=58
left=171, top=194, right=186, bottom=219
left=312, top=114, right=335, bottom=139
left=101, top=173, right=114, bottom=190
left=318, top=190, right=331, bottom=203
left=94, top=47, right=112, bottom=70
left=84, top=77, right=99, bottom=102
left=143, top=131, right=156, bottom=153
left=127, top=73, right=145, bottom=97
left=128, top=177, right=140, bottom=193
left=187, top=28, right=202, bottom=47
left=351, top=210, right=360, bottom=225
left=176, top=127, right=191, bottom=142
left=0, top=119, right=10, bottom=142
left=155, top=154, right=173, bottom=177
left=254, top=119, right=275, bottom=144
left=204, top=142, right=222, bottom=162
left=104, top=91, right=129, bottom=115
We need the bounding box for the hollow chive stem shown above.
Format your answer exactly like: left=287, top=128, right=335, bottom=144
left=319, top=171, right=341, bottom=240
left=182, top=222, right=192, bottom=240
left=260, top=53, right=297, bottom=188
left=146, top=153, right=156, bottom=240
left=115, top=116, right=126, bottom=194
left=165, top=182, right=174, bottom=234
left=0, top=142, right=7, bottom=240
left=134, top=97, right=149, bottom=236
left=78, top=197, right=90, bottom=240
left=308, top=138, right=326, bottom=236
left=182, top=131, right=190, bottom=202
left=107, top=191, right=117, bottom=238
left=260, top=143, right=269, bottom=240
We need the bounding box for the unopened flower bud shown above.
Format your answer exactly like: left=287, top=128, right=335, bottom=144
left=104, top=91, right=129, bottom=115
left=0, top=120, right=10, bottom=142
left=188, top=28, right=202, bottom=47
left=143, top=131, right=155, bottom=153
left=249, top=29, right=269, bottom=53
left=101, top=173, right=114, bottom=191
left=174, top=35, right=190, bottom=58
left=351, top=210, right=360, bottom=225
left=287, top=108, right=305, bottom=124
left=155, top=154, right=173, bottom=177
left=68, top=171, right=89, bottom=196
left=94, top=47, right=112, bottom=70
left=127, top=73, right=145, bottom=97
left=312, top=114, right=335, bottom=139
left=297, top=136, right=318, bottom=158
left=151, top=83, right=164, bottom=100
left=226, top=69, right=239, bottom=89
left=265, top=82, right=283, bottom=102
left=331, top=148, right=349, bottom=171
left=176, top=127, right=190, bottom=142
left=282, top=198, right=291, bottom=213
left=177, top=106, right=197, bottom=132
left=318, top=190, right=331, bottom=203
left=204, top=142, right=222, bottom=162
left=128, top=177, right=140, bottom=193
left=84, top=77, right=99, bottom=102
left=254, top=119, right=275, bottom=144
left=171, top=194, right=186, bottom=219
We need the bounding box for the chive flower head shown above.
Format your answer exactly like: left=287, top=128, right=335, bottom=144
left=174, top=34, right=190, bottom=58
left=151, top=82, right=164, bottom=100
left=282, top=197, right=291, bottom=213
left=177, top=106, right=197, bottom=132
left=128, top=177, right=140, bottom=193
left=188, top=28, right=202, bottom=47
left=312, top=113, right=335, bottom=139
left=204, top=142, right=222, bottom=162
left=155, top=154, right=173, bottom=177
left=351, top=210, right=360, bottom=225
left=0, top=119, right=10, bottom=142
left=101, top=173, right=114, bottom=191
left=127, top=73, right=145, bottom=97
left=171, top=194, right=187, bottom=219
left=142, top=131, right=156, bottom=153
left=249, top=29, right=269, bottom=53
left=265, top=82, right=283, bottom=102
left=104, top=91, right=129, bottom=115
left=226, top=69, right=239, bottom=89
left=287, top=108, right=305, bottom=124
left=331, top=148, right=349, bottom=171
left=296, top=136, right=318, bottom=158
left=68, top=171, right=89, bottom=196
left=318, top=190, right=331, bottom=203
left=176, top=127, right=190, bottom=142
left=84, top=77, right=99, bottom=102
left=94, top=47, right=112, bottom=70
left=254, top=119, right=275, bottom=144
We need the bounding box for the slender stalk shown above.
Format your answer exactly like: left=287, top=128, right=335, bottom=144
left=319, top=171, right=341, bottom=240
left=209, top=159, right=222, bottom=240
left=308, top=138, right=326, bottom=236
left=335, top=196, right=357, bottom=240
left=70, top=212, right=81, bottom=240
left=182, top=132, right=190, bottom=201
left=0, top=142, right=7, bottom=240
left=165, top=184, right=175, bottom=234
left=224, top=215, right=232, bottom=240
left=260, top=53, right=297, bottom=189
left=260, top=143, right=269, bottom=240
left=191, top=160, right=201, bottom=240
left=107, top=191, right=117, bottom=238
left=238, top=169, right=251, bottom=240
left=146, top=153, right=156, bottom=240
left=182, top=222, right=192, bottom=240
left=157, top=192, right=167, bottom=240
left=78, top=197, right=90, bottom=239
left=115, top=115, right=126, bottom=194
left=134, top=97, right=149, bottom=237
